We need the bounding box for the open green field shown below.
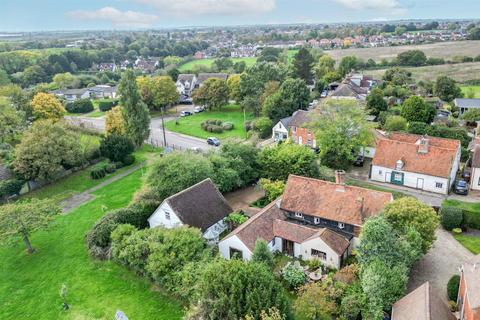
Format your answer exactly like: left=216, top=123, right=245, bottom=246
left=165, top=104, right=254, bottom=139
left=178, top=56, right=257, bottom=72
left=368, top=62, right=480, bottom=83
left=0, top=169, right=183, bottom=320
left=461, top=85, right=480, bottom=98
left=23, top=145, right=160, bottom=203
left=453, top=233, right=480, bottom=254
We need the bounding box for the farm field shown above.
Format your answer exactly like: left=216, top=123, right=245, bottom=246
left=179, top=56, right=257, bottom=72
left=165, top=104, right=254, bottom=139
left=461, top=85, right=480, bottom=98
left=367, top=62, right=480, bottom=83
left=327, top=40, right=480, bottom=63
left=0, top=169, right=183, bottom=320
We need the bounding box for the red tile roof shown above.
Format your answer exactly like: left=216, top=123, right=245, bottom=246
left=373, top=132, right=460, bottom=178
left=281, top=175, right=393, bottom=226
left=273, top=219, right=317, bottom=243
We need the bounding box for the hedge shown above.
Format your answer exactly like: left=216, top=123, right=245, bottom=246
left=98, top=99, right=118, bottom=112
left=200, top=119, right=234, bottom=133
left=90, top=162, right=116, bottom=180
left=65, top=99, right=94, bottom=113
left=464, top=210, right=480, bottom=229
left=440, top=206, right=463, bottom=231
left=0, top=179, right=24, bottom=198
left=447, top=275, right=460, bottom=301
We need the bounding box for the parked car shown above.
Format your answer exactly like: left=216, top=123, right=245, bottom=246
left=207, top=137, right=220, bottom=146
left=181, top=111, right=193, bottom=117
left=353, top=155, right=364, bottom=167
left=453, top=180, right=469, bottom=195
left=320, top=90, right=328, bottom=98
left=462, top=169, right=471, bottom=182
left=194, top=106, right=205, bottom=113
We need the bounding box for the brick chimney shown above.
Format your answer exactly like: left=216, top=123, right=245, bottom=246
left=417, top=138, right=430, bottom=154
left=335, top=170, right=346, bottom=185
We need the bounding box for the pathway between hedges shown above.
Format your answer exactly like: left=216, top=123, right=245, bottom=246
left=60, top=163, right=145, bottom=213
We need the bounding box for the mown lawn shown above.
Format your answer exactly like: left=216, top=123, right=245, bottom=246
left=461, top=85, right=480, bottom=98
left=165, top=104, right=254, bottom=139
left=22, top=145, right=161, bottom=203
left=442, top=199, right=480, bottom=212
left=453, top=233, right=480, bottom=254
left=178, top=57, right=257, bottom=72
left=0, top=169, right=183, bottom=320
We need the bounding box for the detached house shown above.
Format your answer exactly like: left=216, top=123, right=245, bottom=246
left=195, top=73, right=228, bottom=89
left=176, top=74, right=197, bottom=102
left=454, top=98, right=480, bottom=115
left=371, top=132, right=461, bottom=195
left=218, top=172, right=393, bottom=269
left=148, top=179, right=233, bottom=243
left=458, top=256, right=480, bottom=320
left=392, top=282, right=456, bottom=320
left=272, top=110, right=316, bottom=148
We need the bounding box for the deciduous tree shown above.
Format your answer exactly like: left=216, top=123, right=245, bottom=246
left=434, top=76, right=462, bottom=102
left=401, top=96, right=435, bottom=124
left=105, top=106, right=126, bottom=136
left=366, top=87, right=388, bottom=117
left=31, top=92, right=65, bottom=121
left=192, top=78, right=229, bottom=110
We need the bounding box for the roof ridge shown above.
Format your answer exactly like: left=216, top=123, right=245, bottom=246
left=165, top=178, right=212, bottom=204
left=378, top=137, right=459, bottom=152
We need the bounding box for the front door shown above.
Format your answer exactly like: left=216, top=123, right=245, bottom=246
left=282, top=239, right=294, bottom=256
left=385, top=172, right=391, bottom=183
left=416, top=178, right=424, bottom=189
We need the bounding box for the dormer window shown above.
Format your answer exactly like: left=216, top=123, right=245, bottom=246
left=338, top=222, right=345, bottom=229
left=314, top=217, right=320, bottom=224
left=396, top=159, right=404, bottom=171
left=295, top=212, right=303, bottom=218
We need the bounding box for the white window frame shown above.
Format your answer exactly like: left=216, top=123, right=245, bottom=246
left=314, top=217, right=320, bottom=224
left=338, top=222, right=345, bottom=229
left=165, top=211, right=170, bottom=220
left=295, top=212, right=303, bottom=218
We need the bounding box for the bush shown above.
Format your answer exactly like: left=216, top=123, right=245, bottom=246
left=65, top=99, right=94, bottom=114
left=222, top=122, right=234, bottom=130
left=452, top=228, right=462, bottom=234
left=282, top=263, right=306, bottom=289
left=99, top=134, right=135, bottom=163
left=90, top=165, right=106, bottom=179
left=252, top=117, right=273, bottom=139
left=0, top=179, right=24, bottom=198
left=122, top=154, right=135, bottom=166
left=201, top=119, right=234, bottom=133
left=447, top=275, right=460, bottom=301
left=464, top=210, right=480, bottom=229
left=98, top=99, right=118, bottom=112
left=440, top=206, right=463, bottom=231
left=105, top=162, right=116, bottom=174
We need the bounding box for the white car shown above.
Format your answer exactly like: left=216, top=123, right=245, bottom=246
left=320, top=90, right=328, bottom=98
left=194, top=106, right=205, bottom=113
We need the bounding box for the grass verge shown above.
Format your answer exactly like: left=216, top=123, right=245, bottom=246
left=453, top=233, right=480, bottom=254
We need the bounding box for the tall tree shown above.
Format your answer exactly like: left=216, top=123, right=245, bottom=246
left=434, top=76, right=462, bottom=102
left=118, top=69, right=150, bottom=147
left=227, top=74, right=241, bottom=102
left=366, top=87, right=388, bottom=117
left=293, top=48, right=314, bottom=84
left=31, top=92, right=65, bottom=121
left=401, top=96, right=435, bottom=124
left=314, top=55, right=336, bottom=80
left=262, top=78, right=310, bottom=122
left=137, top=76, right=179, bottom=110
left=0, top=199, right=61, bottom=254
left=0, top=99, right=25, bottom=143
left=338, top=56, right=359, bottom=76
left=192, top=78, right=229, bottom=110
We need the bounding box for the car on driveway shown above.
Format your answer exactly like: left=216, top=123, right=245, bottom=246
left=181, top=111, right=193, bottom=117
left=353, top=155, right=365, bottom=167
left=194, top=106, right=205, bottom=113
left=453, top=180, right=469, bottom=195
left=207, top=137, right=220, bottom=146
left=320, top=90, right=328, bottom=98
left=462, top=169, right=471, bottom=182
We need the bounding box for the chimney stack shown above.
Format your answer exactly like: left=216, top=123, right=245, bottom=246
left=335, top=170, right=346, bottom=185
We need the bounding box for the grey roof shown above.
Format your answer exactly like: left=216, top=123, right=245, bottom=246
left=53, top=88, right=89, bottom=96
left=289, top=110, right=312, bottom=128
left=165, top=178, right=233, bottom=232
left=279, top=116, right=292, bottom=127
left=89, top=85, right=116, bottom=93
left=331, top=83, right=367, bottom=99
left=454, top=98, right=480, bottom=108
left=177, top=74, right=196, bottom=84
left=391, top=282, right=456, bottom=320
left=196, top=73, right=228, bottom=85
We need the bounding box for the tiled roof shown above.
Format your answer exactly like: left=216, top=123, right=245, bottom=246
left=289, top=110, right=312, bottom=128
left=196, top=73, right=228, bottom=84
left=224, top=200, right=285, bottom=251
left=273, top=219, right=317, bottom=243
left=462, top=255, right=480, bottom=309
left=391, top=282, right=456, bottom=320
left=281, top=175, right=393, bottom=226
left=165, top=178, right=233, bottom=232
left=473, top=145, right=480, bottom=168
left=177, top=74, right=196, bottom=84
left=315, top=228, right=350, bottom=255
left=372, top=132, right=460, bottom=178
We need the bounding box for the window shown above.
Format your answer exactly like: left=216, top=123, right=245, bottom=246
left=394, top=173, right=402, bottom=181
left=165, top=211, right=170, bottom=220
left=295, top=212, right=303, bottom=218
left=292, top=126, right=296, bottom=133
left=272, top=238, right=276, bottom=246
left=379, top=170, right=383, bottom=175
left=314, top=217, right=320, bottom=224
left=338, top=222, right=345, bottom=229
left=311, top=249, right=326, bottom=260
left=436, top=182, right=443, bottom=189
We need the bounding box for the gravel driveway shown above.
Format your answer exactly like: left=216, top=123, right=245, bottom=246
left=407, top=228, right=474, bottom=301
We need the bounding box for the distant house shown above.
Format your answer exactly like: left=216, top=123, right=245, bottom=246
left=371, top=132, right=461, bottom=194
left=195, top=73, right=228, bottom=88
left=271, top=110, right=316, bottom=148
left=392, top=282, right=456, bottom=320
left=218, top=172, right=393, bottom=268
left=52, top=88, right=90, bottom=102
left=454, top=98, right=480, bottom=115
left=88, top=85, right=117, bottom=99
left=330, top=83, right=368, bottom=101
left=458, top=256, right=480, bottom=320
left=148, top=179, right=233, bottom=243
left=176, top=74, right=197, bottom=99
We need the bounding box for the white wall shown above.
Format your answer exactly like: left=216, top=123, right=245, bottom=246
left=203, top=219, right=228, bottom=243
left=272, top=121, right=289, bottom=141
left=360, top=146, right=376, bottom=158
left=218, top=235, right=252, bottom=260
left=148, top=202, right=183, bottom=229
left=471, top=167, right=480, bottom=191
left=371, top=165, right=450, bottom=194
left=300, top=237, right=342, bottom=269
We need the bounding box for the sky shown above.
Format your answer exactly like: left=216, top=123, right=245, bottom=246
left=1, top=0, right=480, bottom=31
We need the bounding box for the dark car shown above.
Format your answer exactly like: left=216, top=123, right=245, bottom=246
left=453, top=180, right=469, bottom=195
left=207, top=137, right=220, bottom=146
left=462, top=169, right=471, bottom=182
left=353, top=155, right=364, bottom=167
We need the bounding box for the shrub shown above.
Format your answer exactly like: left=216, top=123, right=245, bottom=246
left=282, top=263, right=306, bottom=289
left=104, top=162, right=116, bottom=174
left=452, top=228, right=462, bottom=234
left=448, top=300, right=457, bottom=312
left=440, top=207, right=463, bottom=230
left=252, top=117, right=273, bottom=139
left=222, top=122, right=234, bottom=130
left=99, top=134, right=135, bottom=163
left=447, top=275, right=460, bottom=301
left=90, top=165, right=106, bottom=179
left=65, top=99, right=94, bottom=114
left=0, top=179, right=24, bottom=198
left=122, top=154, right=135, bottom=166
left=209, top=125, right=223, bottom=133
left=464, top=210, right=480, bottom=229
left=98, top=99, right=118, bottom=112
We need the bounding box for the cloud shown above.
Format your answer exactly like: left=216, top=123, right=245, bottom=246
left=134, top=0, right=276, bottom=15
left=68, top=7, right=158, bottom=28
left=333, top=0, right=406, bottom=14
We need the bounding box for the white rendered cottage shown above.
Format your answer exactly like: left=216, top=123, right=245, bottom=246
left=371, top=132, right=461, bottom=195
left=219, top=173, right=393, bottom=269
left=148, top=178, right=233, bottom=243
